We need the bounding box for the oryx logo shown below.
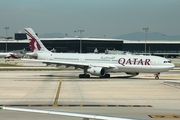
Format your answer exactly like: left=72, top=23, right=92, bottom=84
left=25, top=29, right=41, bottom=52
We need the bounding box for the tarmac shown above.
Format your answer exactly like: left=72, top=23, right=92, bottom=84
left=0, top=68, right=180, bottom=120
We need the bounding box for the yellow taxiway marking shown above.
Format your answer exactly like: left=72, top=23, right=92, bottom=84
left=149, top=115, right=180, bottom=118
left=53, top=77, right=63, bottom=107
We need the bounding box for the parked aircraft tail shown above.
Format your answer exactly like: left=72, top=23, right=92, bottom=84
left=24, top=28, right=50, bottom=53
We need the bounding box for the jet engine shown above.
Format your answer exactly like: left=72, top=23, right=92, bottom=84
left=87, top=67, right=106, bottom=76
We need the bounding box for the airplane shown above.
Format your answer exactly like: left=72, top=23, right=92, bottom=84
left=0, top=106, right=138, bottom=120
left=23, top=28, right=175, bottom=79
left=0, top=51, right=25, bottom=59
left=10, top=48, right=27, bottom=58
left=0, top=52, right=13, bottom=58
left=0, top=52, right=18, bottom=58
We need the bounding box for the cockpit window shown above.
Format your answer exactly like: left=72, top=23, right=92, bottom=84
left=163, top=61, right=171, bottom=63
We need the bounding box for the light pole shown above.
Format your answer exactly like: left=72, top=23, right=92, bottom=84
left=4, top=27, right=9, bottom=52
left=74, top=30, right=84, bottom=53
left=143, top=28, right=149, bottom=55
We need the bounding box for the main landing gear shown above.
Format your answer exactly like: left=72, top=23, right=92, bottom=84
left=79, top=68, right=90, bottom=78
left=100, top=74, right=110, bottom=78
left=78, top=68, right=110, bottom=78
left=154, top=73, right=160, bottom=79
left=79, top=73, right=111, bottom=78
left=79, top=74, right=90, bottom=78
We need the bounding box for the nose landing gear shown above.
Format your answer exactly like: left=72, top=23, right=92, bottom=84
left=154, top=73, right=160, bottom=79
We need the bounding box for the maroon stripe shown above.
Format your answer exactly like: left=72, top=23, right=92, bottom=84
left=25, top=29, right=35, bottom=40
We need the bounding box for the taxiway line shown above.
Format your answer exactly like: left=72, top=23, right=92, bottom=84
left=53, top=78, right=62, bottom=107
left=149, top=115, right=180, bottom=118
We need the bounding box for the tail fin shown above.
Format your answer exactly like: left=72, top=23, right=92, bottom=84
left=24, top=28, right=50, bottom=52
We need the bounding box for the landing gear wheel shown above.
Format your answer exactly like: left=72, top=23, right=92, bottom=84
left=100, top=74, right=110, bottom=78
left=79, top=74, right=83, bottom=78
left=79, top=74, right=90, bottom=78
left=105, top=74, right=110, bottom=78
left=85, top=74, right=90, bottom=78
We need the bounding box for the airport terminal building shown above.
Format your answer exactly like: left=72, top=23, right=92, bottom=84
left=0, top=33, right=180, bottom=58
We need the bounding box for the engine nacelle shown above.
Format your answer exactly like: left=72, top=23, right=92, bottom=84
left=87, top=67, right=106, bottom=76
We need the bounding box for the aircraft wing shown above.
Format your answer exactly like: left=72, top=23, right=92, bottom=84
left=0, top=106, right=137, bottom=120
left=21, top=59, right=117, bottom=69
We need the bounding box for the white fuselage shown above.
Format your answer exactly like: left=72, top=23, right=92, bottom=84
left=24, top=28, right=175, bottom=78
left=36, top=52, right=174, bottom=73
left=0, top=52, right=12, bottom=58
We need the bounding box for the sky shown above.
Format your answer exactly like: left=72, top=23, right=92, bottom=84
left=0, top=0, right=180, bottom=38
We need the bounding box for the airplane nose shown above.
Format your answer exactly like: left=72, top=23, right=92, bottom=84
left=170, top=63, right=175, bottom=69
